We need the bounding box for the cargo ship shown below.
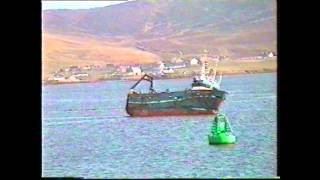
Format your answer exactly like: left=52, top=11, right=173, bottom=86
left=125, top=50, right=228, bottom=117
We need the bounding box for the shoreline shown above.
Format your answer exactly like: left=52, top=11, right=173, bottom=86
left=42, top=69, right=276, bottom=86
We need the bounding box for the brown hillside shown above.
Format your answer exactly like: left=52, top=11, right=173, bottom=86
left=42, top=33, right=160, bottom=79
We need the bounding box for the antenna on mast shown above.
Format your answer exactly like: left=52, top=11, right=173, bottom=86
left=217, top=72, right=222, bottom=85
left=213, top=60, right=217, bottom=80
left=201, top=49, right=209, bottom=80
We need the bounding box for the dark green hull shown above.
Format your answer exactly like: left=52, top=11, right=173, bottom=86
left=126, top=89, right=226, bottom=117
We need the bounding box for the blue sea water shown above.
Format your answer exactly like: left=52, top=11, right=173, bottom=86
left=42, top=73, right=277, bottom=178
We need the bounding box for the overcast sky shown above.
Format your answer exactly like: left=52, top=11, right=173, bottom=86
left=42, top=1, right=130, bottom=10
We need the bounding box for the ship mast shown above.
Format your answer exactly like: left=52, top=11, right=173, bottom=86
left=201, top=49, right=209, bottom=80
left=204, top=49, right=223, bottom=88
left=215, top=60, right=222, bottom=87
left=213, top=59, right=217, bottom=80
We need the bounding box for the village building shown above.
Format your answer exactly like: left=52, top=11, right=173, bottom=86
left=190, top=57, right=200, bottom=66
left=141, top=64, right=159, bottom=74
left=117, top=65, right=130, bottom=73
left=82, top=65, right=92, bottom=70
left=158, top=62, right=174, bottom=74
left=67, top=75, right=81, bottom=82
left=129, top=66, right=142, bottom=76
left=261, top=51, right=276, bottom=59
left=66, top=66, right=81, bottom=74
left=166, top=62, right=187, bottom=69
left=104, top=64, right=117, bottom=73
left=162, top=67, right=175, bottom=74
left=73, top=73, right=89, bottom=80
left=171, top=57, right=184, bottom=63
left=268, top=52, right=275, bottom=58
left=159, top=62, right=166, bottom=72
left=47, top=74, right=65, bottom=81
left=47, top=72, right=83, bottom=82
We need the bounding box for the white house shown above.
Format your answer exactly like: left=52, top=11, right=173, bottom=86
left=162, top=68, right=175, bottom=74
left=268, top=52, right=274, bottom=58
left=48, top=76, right=65, bottom=81
left=190, top=58, right=200, bottom=66
left=170, top=63, right=186, bottom=69
left=67, top=75, right=81, bottom=82
left=130, top=66, right=142, bottom=76
left=74, top=73, right=89, bottom=80
left=159, top=62, right=166, bottom=72
left=82, top=66, right=92, bottom=70
left=74, top=73, right=89, bottom=78
left=47, top=74, right=65, bottom=81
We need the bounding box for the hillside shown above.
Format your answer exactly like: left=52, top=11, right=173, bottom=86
left=43, top=0, right=276, bottom=37
left=42, top=33, right=160, bottom=79
left=42, top=0, right=277, bottom=78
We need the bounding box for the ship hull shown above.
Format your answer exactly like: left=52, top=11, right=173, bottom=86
left=126, top=90, right=225, bottom=117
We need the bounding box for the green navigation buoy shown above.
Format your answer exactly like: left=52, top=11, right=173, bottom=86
left=208, top=113, right=236, bottom=145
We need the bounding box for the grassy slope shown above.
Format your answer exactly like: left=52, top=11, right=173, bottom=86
left=42, top=32, right=277, bottom=80
left=215, top=59, right=277, bottom=73
left=42, top=33, right=161, bottom=79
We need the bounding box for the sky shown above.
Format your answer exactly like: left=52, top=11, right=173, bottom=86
left=42, top=1, right=130, bottom=10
